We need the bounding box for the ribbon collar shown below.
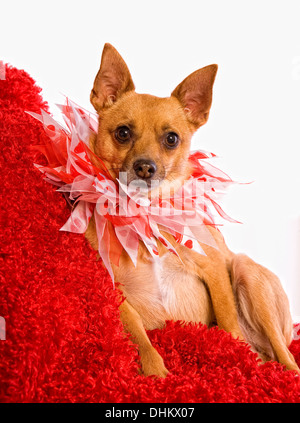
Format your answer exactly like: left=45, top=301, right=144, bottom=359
left=28, top=99, right=237, bottom=282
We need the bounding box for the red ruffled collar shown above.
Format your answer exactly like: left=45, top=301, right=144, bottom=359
left=28, top=99, right=237, bottom=282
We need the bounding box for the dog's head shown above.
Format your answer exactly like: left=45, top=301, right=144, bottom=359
left=90, top=44, right=217, bottom=195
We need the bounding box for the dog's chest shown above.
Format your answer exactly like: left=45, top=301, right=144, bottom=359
left=119, top=253, right=213, bottom=330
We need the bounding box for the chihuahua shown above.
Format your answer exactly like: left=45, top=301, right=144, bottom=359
left=85, top=43, right=299, bottom=377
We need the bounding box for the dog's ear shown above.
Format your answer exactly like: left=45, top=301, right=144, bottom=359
left=171, top=64, right=218, bottom=128
left=90, top=43, right=135, bottom=111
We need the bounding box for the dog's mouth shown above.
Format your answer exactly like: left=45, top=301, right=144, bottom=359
left=117, top=170, right=187, bottom=203
left=118, top=162, right=166, bottom=190
left=118, top=171, right=165, bottom=195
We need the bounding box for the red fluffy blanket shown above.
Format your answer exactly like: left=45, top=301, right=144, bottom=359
left=0, top=64, right=300, bottom=403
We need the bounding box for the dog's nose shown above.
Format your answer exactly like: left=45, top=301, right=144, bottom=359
left=133, top=159, right=157, bottom=180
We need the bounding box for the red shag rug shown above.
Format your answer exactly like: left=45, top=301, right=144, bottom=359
left=1, top=64, right=300, bottom=403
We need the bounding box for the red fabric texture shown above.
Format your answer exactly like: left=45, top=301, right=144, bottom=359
left=0, top=64, right=300, bottom=403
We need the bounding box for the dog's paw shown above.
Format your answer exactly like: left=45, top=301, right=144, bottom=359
left=229, top=326, right=245, bottom=342
left=140, top=345, right=169, bottom=378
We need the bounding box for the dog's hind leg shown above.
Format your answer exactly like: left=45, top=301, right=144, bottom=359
left=231, top=254, right=299, bottom=372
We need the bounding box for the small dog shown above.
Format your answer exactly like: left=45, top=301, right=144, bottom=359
left=85, top=43, right=299, bottom=377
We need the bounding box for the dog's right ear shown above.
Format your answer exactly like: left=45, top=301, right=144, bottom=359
left=90, top=43, right=135, bottom=111
left=171, top=64, right=218, bottom=128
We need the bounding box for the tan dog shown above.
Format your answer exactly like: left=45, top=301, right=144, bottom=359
left=85, top=43, right=299, bottom=377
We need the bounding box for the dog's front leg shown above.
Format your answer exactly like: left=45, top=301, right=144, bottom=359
left=120, top=299, right=169, bottom=378
left=161, top=230, right=244, bottom=340
left=201, top=262, right=244, bottom=340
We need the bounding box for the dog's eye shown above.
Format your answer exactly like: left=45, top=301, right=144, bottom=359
left=165, top=132, right=179, bottom=148
left=115, top=126, right=131, bottom=143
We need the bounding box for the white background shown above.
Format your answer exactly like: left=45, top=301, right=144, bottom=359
left=1, top=0, right=300, bottom=318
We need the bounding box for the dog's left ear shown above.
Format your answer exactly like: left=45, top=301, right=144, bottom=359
left=171, top=64, right=218, bottom=128
left=90, top=43, right=135, bottom=112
